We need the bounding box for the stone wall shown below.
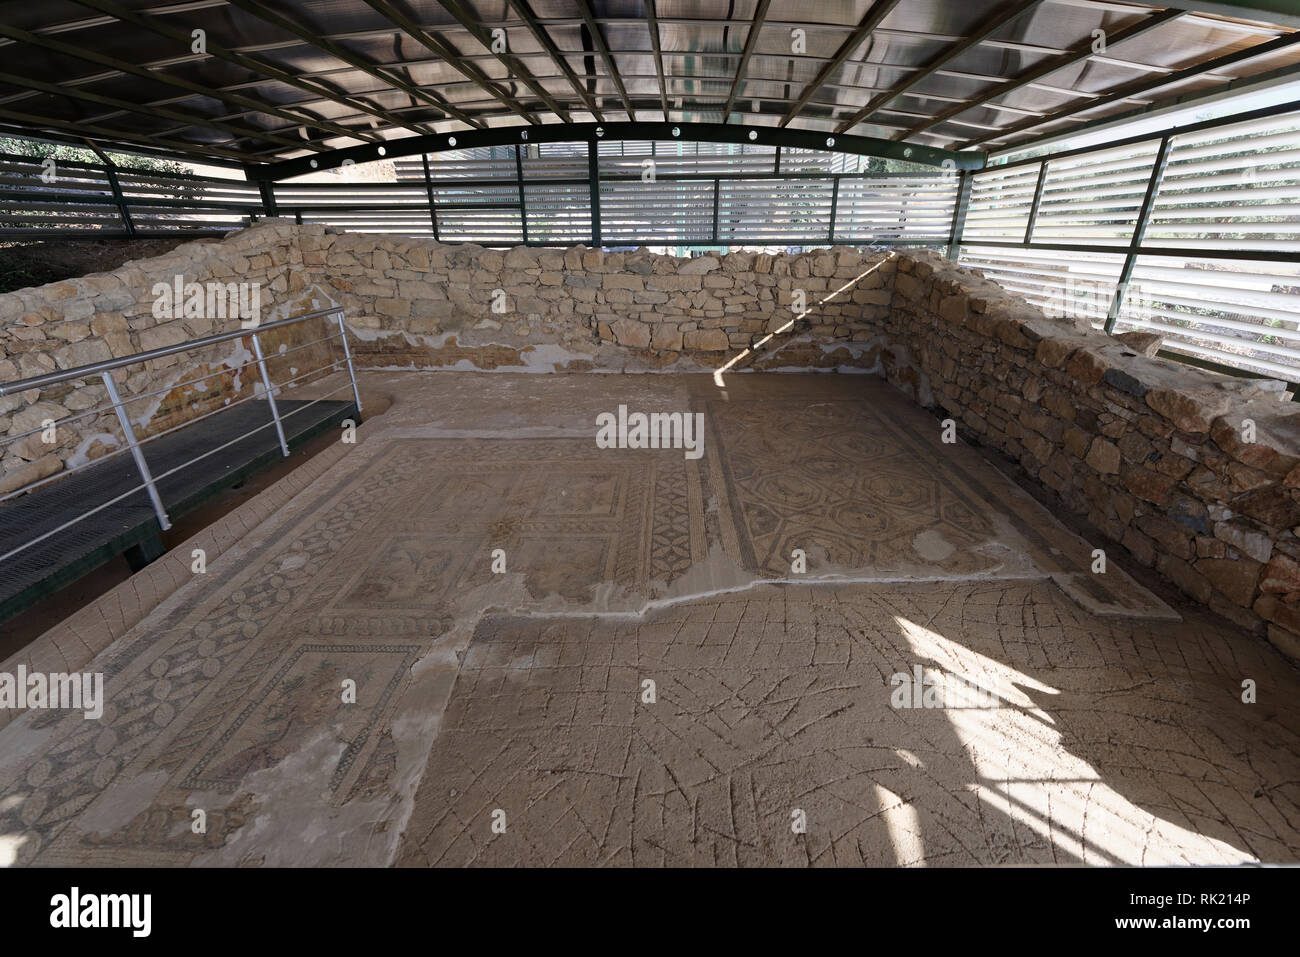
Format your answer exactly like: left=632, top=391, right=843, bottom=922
left=317, top=225, right=893, bottom=372
left=883, top=249, right=1300, bottom=660
left=5, top=222, right=1300, bottom=659
left=0, top=221, right=895, bottom=491
left=0, top=224, right=336, bottom=494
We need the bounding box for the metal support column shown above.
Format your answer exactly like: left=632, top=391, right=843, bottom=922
left=946, top=170, right=972, bottom=260
left=250, top=333, right=289, bottom=457
left=258, top=180, right=278, bottom=219
left=828, top=175, right=840, bottom=244
left=103, top=164, right=136, bottom=237
left=712, top=178, right=721, bottom=245
left=515, top=145, right=529, bottom=244
left=1105, top=135, right=1172, bottom=333
left=86, top=142, right=136, bottom=239
left=1023, top=161, right=1047, bottom=244
left=421, top=154, right=440, bottom=241
left=101, top=371, right=170, bottom=530
left=587, top=140, right=602, bottom=247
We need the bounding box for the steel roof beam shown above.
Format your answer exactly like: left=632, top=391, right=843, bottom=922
left=1149, top=0, right=1300, bottom=30
left=833, top=0, right=1045, bottom=135
left=959, top=28, right=1300, bottom=148
left=70, top=0, right=445, bottom=138
left=0, top=104, right=251, bottom=160
left=431, top=0, right=572, bottom=121
left=0, top=123, right=246, bottom=169
left=983, top=65, right=1300, bottom=154
left=0, top=22, right=379, bottom=149
left=0, top=68, right=314, bottom=154
left=3, top=0, right=1289, bottom=165
left=249, top=120, right=985, bottom=181
left=226, top=99, right=969, bottom=158
left=778, top=0, right=906, bottom=128
left=722, top=0, right=773, bottom=122
left=573, top=0, right=636, bottom=120
left=507, top=0, right=604, bottom=120
left=357, top=0, right=544, bottom=123
left=644, top=0, right=670, bottom=121
left=899, top=9, right=1184, bottom=142
left=224, top=0, right=492, bottom=128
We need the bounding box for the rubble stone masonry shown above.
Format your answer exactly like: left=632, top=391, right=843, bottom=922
left=3, top=220, right=1300, bottom=658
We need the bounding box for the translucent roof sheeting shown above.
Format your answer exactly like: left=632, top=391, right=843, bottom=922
left=0, top=0, right=1297, bottom=168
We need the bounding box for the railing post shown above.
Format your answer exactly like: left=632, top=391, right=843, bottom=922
left=335, top=310, right=363, bottom=415
left=250, top=332, right=289, bottom=457
left=101, top=371, right=170, bottom=531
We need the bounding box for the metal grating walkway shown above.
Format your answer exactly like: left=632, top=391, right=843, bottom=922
left=0, top=397, right=356, bottom=625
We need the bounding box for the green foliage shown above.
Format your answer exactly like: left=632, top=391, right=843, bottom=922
left=0, top=137, right=191, bottom=177
left=0, top=137, right=203, bottom=228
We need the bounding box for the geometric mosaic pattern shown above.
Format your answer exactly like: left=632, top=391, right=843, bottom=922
left=397, top=581, right=1300, bottom=867
left=0, top=435, right=705, bottom=866
left=707, top=396, right=1002, bottom=576
left=0, top=372, right=1291, bottom=867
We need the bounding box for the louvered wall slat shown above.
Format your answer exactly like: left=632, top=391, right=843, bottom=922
left=960, top=107, right=1300, bottom=382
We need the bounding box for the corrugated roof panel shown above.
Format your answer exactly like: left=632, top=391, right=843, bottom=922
left=0, top=1, right=1292, bottom=165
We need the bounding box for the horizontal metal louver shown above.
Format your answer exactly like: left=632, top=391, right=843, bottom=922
left=118, top=169, right=258, bottom=233
left=964, top=163, right=1039, bottom=241
left=1, top=106, right=1292, bottom=386
left=522, top=183, right=590, bottom=243
left=1145, top=111, right=1300, bottom=252
left=598, top=140, right=776, bottom=177
left=392, top=159, right=426, bottom=182
left=834, top=176, right=958, bottom=243
left=1032, top=141, right=1161, bottom=246
left=958, top=246, right=1127, bottom=326
left=1116, top=256, right=1300, bottom=379
left=0, top=153, right=119, bottom=233
left=274, top=183, right=434, bottom=237
left=422, top=147, right=518, bottom=181
left=431, top=181, right=522, bottom=244
left=599, top=180, right=714, bottom=244
left=0, top=153, right=257, bottom=235
left=717, top=178, right=834, bottom=243
left=961, top=106, right=1300, bottom=382
left=521, top=142, right=588, bottom=181
left=779, top=148, right=867, bottom=174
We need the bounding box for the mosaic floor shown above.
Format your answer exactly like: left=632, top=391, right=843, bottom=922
left=0, top=371, right=1297, bottom=867
left=398, top=582, right=1300, bottom=867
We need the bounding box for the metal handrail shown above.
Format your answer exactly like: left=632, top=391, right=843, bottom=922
left=0, top=302, right=362, bottom=543
left=0, top=304, right=344, bottom=397
left=0, top=360, right=344, bottom=508
left=0, top=330, right=345, bottom=446
left=0, top=380, right=356, bottom=566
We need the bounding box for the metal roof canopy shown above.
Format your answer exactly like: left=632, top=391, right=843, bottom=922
left=0, top=1, right=1297, bottom=176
